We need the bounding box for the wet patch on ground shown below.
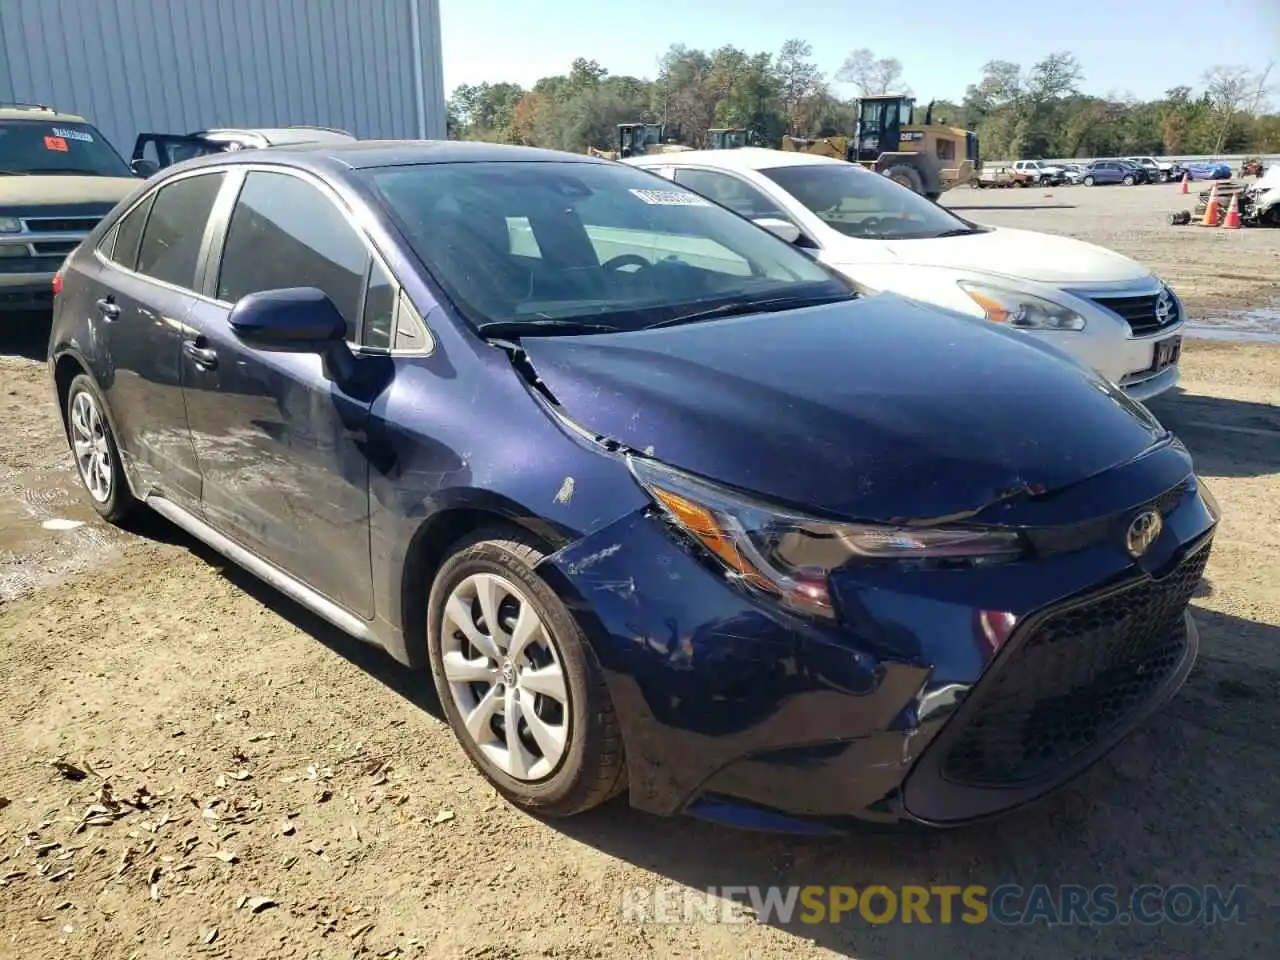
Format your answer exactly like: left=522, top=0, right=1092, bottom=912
left=1186, top=303, right=1280, bottom=343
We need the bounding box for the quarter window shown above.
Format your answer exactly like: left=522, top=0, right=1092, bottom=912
left=217, top=171, right=370, bottom=340
left=362, top=260, right=396, bottom=349
left=108, top=193, right=155, bottom=271
left=135, top=173, right=225, bottom=289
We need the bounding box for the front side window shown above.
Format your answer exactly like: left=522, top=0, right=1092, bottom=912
left=135, top=172, right=226, bottom=289
left=760, top=162, right=977, bottom=240
left=672, top=168, right=788, bottom=221
left=366, top=160, right=848, bottom=333
left=0, top=120, right=131, bottom=177
left=217, top=171, right=370, bottom=340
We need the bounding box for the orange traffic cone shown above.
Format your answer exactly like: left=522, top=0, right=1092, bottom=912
left=1200, top=184, right=1221, bottom=226
left=1221, top=193, right=1242, bottom=229
left=1180, top=172, right=1190, bottom=194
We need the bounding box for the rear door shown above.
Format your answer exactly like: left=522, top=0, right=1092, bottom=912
left=88, top=170, right=226, bottom=508
left=182, top=167, right=391, bottom=618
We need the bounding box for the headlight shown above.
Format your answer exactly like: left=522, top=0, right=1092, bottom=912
left=0, top=217, right=21, bottom=233
left=959, top=281, right=1087, bottom=331
left=629, top=457, right=1023, bottom=620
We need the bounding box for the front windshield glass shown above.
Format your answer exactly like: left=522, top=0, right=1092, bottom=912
left=367, top=160, right=851, bottom=332
left=0, top=120, right=131, bottom=177
left=759, top=162, right=976, bottom=240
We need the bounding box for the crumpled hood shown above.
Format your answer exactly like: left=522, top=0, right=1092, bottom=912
left=522, top=294, right=1166, bottom=521
left=0, top=175, right=138, bottom=212
left=875, top=226, right=1152, bottom=284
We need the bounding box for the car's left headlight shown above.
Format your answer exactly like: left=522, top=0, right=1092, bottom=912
left=958, top=281, right=1087, bottom=331
left=629, top=457, right=1024, bottom=620
left=0, top=217, right=21, bottom=234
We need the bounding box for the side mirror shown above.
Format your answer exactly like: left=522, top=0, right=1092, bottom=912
left=752, top=217, right=802, bottom=244
left=130, top=158, right=159, bottom=178
left=229, top=288, right=354, bottom=381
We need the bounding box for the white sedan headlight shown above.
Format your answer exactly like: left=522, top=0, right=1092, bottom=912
left=958, top=281, right=1087, bottom=331
left=630, top=457, right=1023, bottom=620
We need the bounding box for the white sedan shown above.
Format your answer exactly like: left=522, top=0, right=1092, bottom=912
left=624, top=149, right=1185, bottom=401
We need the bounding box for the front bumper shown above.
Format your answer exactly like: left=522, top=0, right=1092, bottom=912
left=540, top=443, right=1217, bottom=829
left=0, top=271, right=56, bottom=311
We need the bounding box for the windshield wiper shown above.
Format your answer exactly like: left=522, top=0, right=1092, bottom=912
left=475, top=318, right=624, bottom=339
left=929, top=227, right=982, bottom=238
left=0, top=170, right=31, bottom=176
left=643, top=294, right=853, bottom=330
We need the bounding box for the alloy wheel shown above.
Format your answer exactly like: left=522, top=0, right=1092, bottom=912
left=440, top=572, right=570, bottom=781
left=70, top=390, right=112, bottom=503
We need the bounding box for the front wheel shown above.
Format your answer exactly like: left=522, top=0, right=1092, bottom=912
left=426, top=528, right=627, bottom=817
left=1083, top=175, right=1095, bottom=186
left=883, top=162, right=925, bottom=195
left=1123, top=175, right=1136, bottom=185
left=65, top=373, right=137, bottom=524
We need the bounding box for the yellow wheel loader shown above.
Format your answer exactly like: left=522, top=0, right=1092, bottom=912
left=782, top=95, right=979, bottom=201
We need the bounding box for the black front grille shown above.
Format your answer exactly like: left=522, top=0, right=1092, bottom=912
left=23, top=216, right=100, bottom=233
left=31, top=240, right=78, bottom=257
left=1091, top=294, right=1178, bottom=337
left=941, top=543, right=1209, bottom=787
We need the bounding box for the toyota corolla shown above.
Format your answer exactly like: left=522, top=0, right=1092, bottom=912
left=48, top=142, right=1218, bottom=831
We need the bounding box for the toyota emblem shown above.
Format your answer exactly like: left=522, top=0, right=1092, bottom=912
left=1125, top=509, right=1163, bottom=558
left=1154, top=289, right=1175, bottom=325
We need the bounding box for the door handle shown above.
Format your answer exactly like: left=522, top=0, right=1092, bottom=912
left=182, top=338, right=219, bottom=370
left=96, top=297, right=120, bottom=321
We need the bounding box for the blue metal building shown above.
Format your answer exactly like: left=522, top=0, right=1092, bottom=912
left=0, top=0, right=447, bottom=157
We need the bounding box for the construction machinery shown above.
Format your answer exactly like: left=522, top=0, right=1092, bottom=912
left=585, top=123, right=691, bottom=161
left=781, top=94, right=979, bottom=201
left=707, top=128, right=756, bottom=150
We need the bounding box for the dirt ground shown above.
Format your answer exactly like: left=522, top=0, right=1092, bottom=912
left=2, top=182, right=1278, bottom=960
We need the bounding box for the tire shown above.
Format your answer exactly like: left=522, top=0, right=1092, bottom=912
left=883, top=162, right=925, bottom=195
left=1123, top=175, right=1136, bottom=186
left=426, top=526, right=627, bottom=817
left=65, top=373, right=137, bottom=524
left=1083, top=175, right=1095, bottom=186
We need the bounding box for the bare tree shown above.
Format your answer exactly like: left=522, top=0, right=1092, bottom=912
left=1248, top=61, right=1275, bottom=115
left=1203, top=65, right=1253, bottom=153
left=836, top=48, right=910, bottom=97
left=775, top=39, right=823, bottom=131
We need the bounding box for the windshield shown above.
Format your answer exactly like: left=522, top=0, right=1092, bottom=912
left=0, top=120, right=131, bottom=176
left=759, top=162, right=976, bottom=240
left=366, top=161, right=851, bottom=333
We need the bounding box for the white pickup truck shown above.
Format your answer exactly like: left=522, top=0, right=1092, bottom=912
left=1125, top=156, right=1184, bottom=183
left=1012, top=160, right=1068, bottom=185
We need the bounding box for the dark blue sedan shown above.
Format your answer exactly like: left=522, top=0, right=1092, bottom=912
left=48, top=141, right=1218, bottom=831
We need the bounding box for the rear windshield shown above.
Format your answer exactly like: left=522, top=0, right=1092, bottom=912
left=0, top=120, right=131, bottom=177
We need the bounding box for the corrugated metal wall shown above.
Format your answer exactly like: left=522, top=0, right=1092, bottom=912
left=0, top=0, right=446, bottom=156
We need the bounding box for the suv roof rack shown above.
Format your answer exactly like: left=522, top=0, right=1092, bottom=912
left=0, top=101, right=57, bottom=112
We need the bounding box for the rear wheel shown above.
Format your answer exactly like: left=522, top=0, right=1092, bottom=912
left=426, top=527, right=627, bottom=817
left=883, top=163, right=925, bottom=196
left=1083, top=175, right=1096, bottom=186
left=65, top=374, right=136, bottom=524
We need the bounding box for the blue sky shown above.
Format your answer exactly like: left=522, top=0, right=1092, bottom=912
left=440, top=0, right=1279, bottom=103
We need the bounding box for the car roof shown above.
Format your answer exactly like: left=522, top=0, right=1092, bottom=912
left=624, top=147, right=849, bottom=173
left=166, top=139, right=606, bottom=176
left=0, top=104, right=88, bottom=124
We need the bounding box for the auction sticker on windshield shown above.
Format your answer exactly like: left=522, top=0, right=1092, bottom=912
left=629, top=188, right=710, bottom=206
left=51, top=126, right=94, bottom=143
left=43, top=135, right=69, bottom=152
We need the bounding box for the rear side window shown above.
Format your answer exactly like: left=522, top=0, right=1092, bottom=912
left=216, top=171, right=369, bottom=340
left=135, top=173, right=225, bottom=290
left=108, top=194, right=155, bottom=271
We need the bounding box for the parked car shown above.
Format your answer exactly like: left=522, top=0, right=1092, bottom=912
left=972, top=167, right=1015, bottom=188
left=626, top=148, right=1187, bottom=400
left=1125, top=156, right=1184, bottom=183
left=50, top=141, right=1218, bottom=831
left=1011, top=159, right=1068, bottom=185
left=1060, top=163, right=1088, bottom=185
left=1082, top=160, right=1145, bottom=186
left=129, top=126, right=356, bottom=176
left=0, top=102, right=140, bottom=315
left=1184, top=161, right=1234, bottom=180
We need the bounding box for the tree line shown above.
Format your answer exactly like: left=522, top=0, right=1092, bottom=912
left=447, top=44, right=1279, bottom=160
